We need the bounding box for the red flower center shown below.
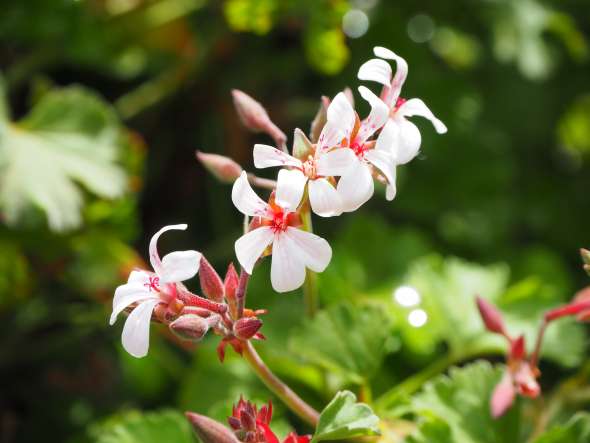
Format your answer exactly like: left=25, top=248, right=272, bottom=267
left=350, top=140, right=368, bottom=157
left=394, top=97, right=407, bottom=112
left=270, top=210, right=289, bottom=233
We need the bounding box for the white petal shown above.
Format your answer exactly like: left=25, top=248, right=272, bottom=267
left=356, top=86, right=390, bottom=143
left=159, top=250, right=202, bottom=283
left=275, top=169, right=306, bottom=212
left=253, top=144, right=301, bottom=169
left=235, top=227, right=274, bottom=273
left=398, top=98, right=447, bottom=133
left=270, top=232, right=306, bottom=293
left=148, top=224, right=188, bottom=275
left=357, top=58, right=392, bottom=87
left=395, top=118, right=422, bottom=165
left=327, top=92, right=355, bottom=128
left=284, top=227, right=332, bottom=272
left=336, top=160, right=374, bottom=212
left=308, top=178, right=342, bottom=217
left=375, top=119, right=397, bottom=154
left=317, top=120, right=346, bottom=151
left=127, top=269, right=151, bottom=285
left=231, top=171, right=270, bottom=217
left=110, top=281, right=156, bottom=325
left=374, top=47, right=408, bottom=107
left=316, top=148, right=356, bottom=177
left=365, top=149, right=397, bottom=191
left=386, top=184, right=397, bottom=201
left=121, top=298, right=161, bottom=358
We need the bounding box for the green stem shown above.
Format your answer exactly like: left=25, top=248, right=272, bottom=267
left=242, top=341, right=320, bottom=426
left=374, top=353, right=459, bottom=412
left=301, top=208, right=319, bottom=318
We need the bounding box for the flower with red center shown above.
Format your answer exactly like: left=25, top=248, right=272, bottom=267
left=232, top=171, right=332, bottom=293
left=110, top=224, right=202, bottom=357
left=332, top=86, right=398, bottom=211
left=252, top=92, right=361, bottom=217
left=358, top=46, right=447, bottom=168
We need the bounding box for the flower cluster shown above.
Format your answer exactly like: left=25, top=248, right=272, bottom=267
left=110, top=224, right=264, bottom=359
left=228, top=46, right=446, bottom=293
left=186, top=397, right=310, bottom=443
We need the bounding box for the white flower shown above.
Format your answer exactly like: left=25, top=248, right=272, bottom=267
left=252, top=92, right=358, bottom=217
left=110, top=224, right=201, bottom=358
left=333, top=86, right=397, bottom=211
left=232, top=171, right=332, bottom=293
left=358, top=46, right=447, bottom=170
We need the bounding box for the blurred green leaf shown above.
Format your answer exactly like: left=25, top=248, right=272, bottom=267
left=558, top=94, right=590, bottom=157
left=91, top=409, right=194, bottom=443
left=533, top=413, right=590, bottom=443
left=312, top=390, right=380, bottom=442
left=304, top=27, right=349, bottom=75
left=389, top=255, right=585, bottom=367
left=406, top=362, right=521, bottom=443
left=0, top=81, right=128, bottom=231
left=0, top=236, right=30, bottom=307
left=289, top=303, right=392, bottom=384
left=223, top=0, right=276, bottom=35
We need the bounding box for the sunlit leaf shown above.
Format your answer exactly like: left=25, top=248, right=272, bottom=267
left=312, top=391, right=380, bottom=442
left=91, top=409, right=194, bottom=443
left=0, top=80, right=128, bottom=231
left=533, top=413, right=590, bottom=443
left=406, top=362, right=521, bottom=443
left=289, top=303, right=392, bottom=384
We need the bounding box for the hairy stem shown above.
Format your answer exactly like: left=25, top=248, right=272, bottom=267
left=301, top=208, right=319, bottom=318
left=242, top=341, right=320, bottom=426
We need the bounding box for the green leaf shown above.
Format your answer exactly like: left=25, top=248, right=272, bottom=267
left=223, top=0, right=276, bottom=35
left=407, top=362, right=521, bottom=443
left=391, top=255, right=585, bottom=366
left=312, top=391, right=380, bottom=442
left=91, top=409, right=194, bottom=443
left=533, top=413, right=590, bottom=443
left=0, top=82, right=127, bottom=231
left=289, top=302, right=392, bottom=384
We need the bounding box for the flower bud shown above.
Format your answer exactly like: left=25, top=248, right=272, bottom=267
left=233, top=317, right=263, bottom=340
left=196, top=151, right=242, bottom=184
left=510, top=335, right=526, bottom=361
left=490, top=372, right=515, bottom=418
left=232, top=89, right=287, bottom=146
left=581, top=249, right=590, bottom=276
left=169, top=314, right=211, bottom=341
left=476, top=296, right=506, bottom=335
left=225, top=263, right=240, bottom=318
left=186, top=412, right=240, bottom=443
left=199, top=256, right=225, bottom=302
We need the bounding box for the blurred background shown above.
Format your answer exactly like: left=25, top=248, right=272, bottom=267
left=1, top=0, right=589, bottom=442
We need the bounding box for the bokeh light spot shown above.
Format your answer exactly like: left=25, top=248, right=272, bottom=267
left=342, top=9, right=370, bottom=39
left=407, top=14, right=435, bottom=43
left=393, top=285, right=421, bottom=307
left=408, top=309, right=428, bottom=327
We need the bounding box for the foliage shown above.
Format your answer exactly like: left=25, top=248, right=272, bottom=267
left=312, top=391, right=380, bottom=442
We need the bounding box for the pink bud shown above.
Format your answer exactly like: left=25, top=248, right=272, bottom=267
left=233, top=317, right=263, bottom=340
left=199, top=256, right=225, bottom=302
left=169, top=314, right=214, bottom=341
left=225, top=263, right=240, bottom=318
left=196, top=151, right=242, bottom=184
left=231, top=89, right=287, bottom=147
left=309, top=96, right=330, bottom=143
left=490, top=372, right=515, bottom=418
left=476, top=296, right=506, bottom=335
left=510, top=335, right=526, bottom=361
left=186, top=412, right=240, bottom=443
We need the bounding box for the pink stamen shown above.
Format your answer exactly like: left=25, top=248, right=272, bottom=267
left=144, top=276, right=160, bottom=292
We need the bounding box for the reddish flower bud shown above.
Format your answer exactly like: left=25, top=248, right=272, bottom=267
left=186, top=412, right=240, bottom=443
left=233, top=317, right=263, bottom=340
left=196, top=151, right=243, bottom=184
left=169, top=314, right=217, bottom=341
left=510, top=335, right=526, bottom=361
left=231, top=89, right=287, bottom=147
left=490, top=372, right=515, bottom=418
left=225, top=263, right=240, bottom=318
left=476, top=296, right=506, bottom=336
left=199, top=256, right=225, bottom=302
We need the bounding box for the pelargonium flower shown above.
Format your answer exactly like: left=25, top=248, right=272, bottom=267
left=252, top=92, right=358, bottom=217
left=333, top=86, right=397, bottom=211
left=110, top=224, right=201, bottom=357
left=358, top=46, right=447, bottom=167
left=232, top=171, right=332, bottom=293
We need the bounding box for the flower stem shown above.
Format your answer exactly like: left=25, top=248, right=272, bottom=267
left=301, top=208, right=319, bottom=318
left=242, top=341, right=320, bottom=426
